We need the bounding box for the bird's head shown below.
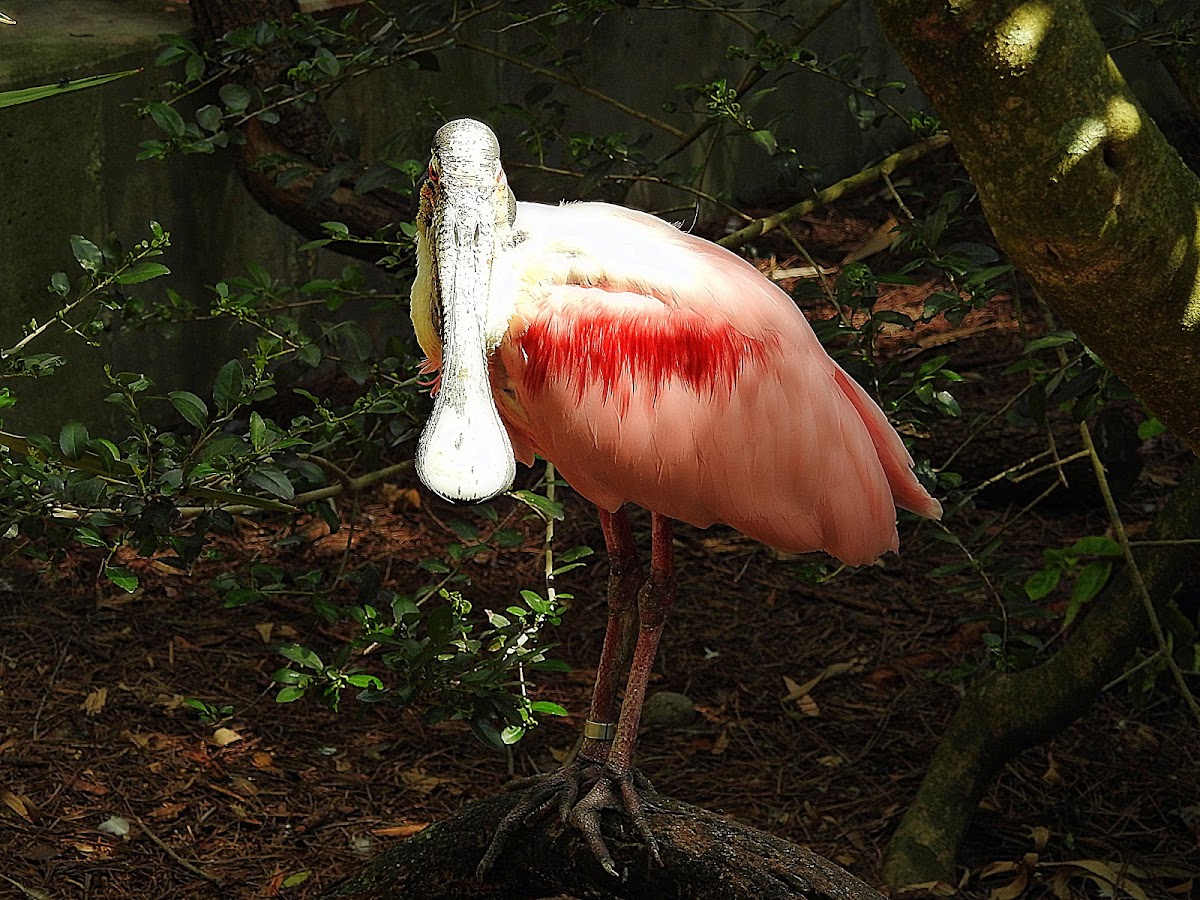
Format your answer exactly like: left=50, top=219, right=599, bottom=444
left=411, top=118, right=518, bottom=504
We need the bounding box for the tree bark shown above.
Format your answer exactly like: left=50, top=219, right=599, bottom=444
left=881, top=460, right=1200, bottom=888
left=873, top=0, right=1200, bottom=453
left=191, top=0, right=406, bottom=261
left=321, top=791, right=885, bottom=900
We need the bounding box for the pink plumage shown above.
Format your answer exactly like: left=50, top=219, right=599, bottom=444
left=489, top=201, right=941, bottom=566
left=415, top=120, right=943, bottom=873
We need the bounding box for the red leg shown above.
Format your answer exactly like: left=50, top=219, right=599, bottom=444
left=477, top=505, right=643, bottom=877
left=571, top=514, right=675, bottom=875
left=578, top=506, right=641, bottom=764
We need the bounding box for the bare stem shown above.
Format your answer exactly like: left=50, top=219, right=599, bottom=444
left=456, top=40, right=685, bottom=138
left=718, top=134, right=951, bottom=249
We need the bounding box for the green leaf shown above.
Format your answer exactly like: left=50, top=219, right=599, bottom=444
left=1024, top=331, right=1076, bottom=354
left=195, top=104, right=223, bottom=133
left=276, top=685, right=307, bottom=703
left=219, top=83, right=251, bottom=111
left=449, top=519, right=479, bottom=541
left=1065, top=560, right=1112, bottom=627
left=105, top=566, right=139, bottom=593
left=1066, top=536, right=1123, bottom=558
left=147, top=101, right=187, bottom=138
left=279, top=644, right=324, bottom=670
left=531, top=701, right=568, bottom=717
left=156, top=46, right=189, bottom=67
left=492, top=527, right=524, bottom=548
left=558, top=546, right=594, bottom=563
left=249, top=411, right=268, bottom=451
left=74, top=527, right=107, bottom=548
left=224, top=587, right=265, bottom=608
left=184, top=53, right=205, bottom=83
left=0, top=69, right=141, bottom=110
left=749, top=129, right=777, bottom=154
left=470, top=717, right=505, bottom=750
left=933, top=390, right=962, bottom=416
left=346, top=673, right=383, bottom=689
left=88, top=438, right=121, bottom=469
left=70, top=235, right=103, bottom=274
left=281, top=871, right=311, bottom=888
left=58, top=421, right=89, bottom=459
left=213, top=359, right=244, bottom=411
left=169, top=390, right=209, bottom=429
left=49, top=271, right=71, bottom=296
left=314, top=47, right=341, bottom=77
left=115, top=262, right=170, bottom=285
left=521, top=590, right=552, bottom=616
left=246, top=467, right=295, bottom=500
left=500, top=725, right=526, bottom=745
left=874, top=310, right=915, bottom=328
left=1024, top=568, right=1061, bottom=601
left=1137, top=417, right=1166, bottom=440
left=512, top=490, right=564, bottom=521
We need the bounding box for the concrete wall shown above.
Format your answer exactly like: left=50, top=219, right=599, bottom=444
left=0, top=1, right=1190, bottom=434
left=1, top=1, right=335, bottom=432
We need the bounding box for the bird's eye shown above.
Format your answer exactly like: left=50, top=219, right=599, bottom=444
left=427, top=164, right=439, bottom=184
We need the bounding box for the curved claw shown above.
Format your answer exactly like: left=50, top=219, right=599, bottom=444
left=477, top=761, right=662, bottom=881
left=569, top=769, right=661, bottom=878
left=476, top=759, right=604, bottom=879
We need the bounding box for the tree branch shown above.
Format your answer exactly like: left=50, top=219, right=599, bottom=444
left=882, top=459, right=1200, bottom=888
left=717, top=134, right=951, bottom=249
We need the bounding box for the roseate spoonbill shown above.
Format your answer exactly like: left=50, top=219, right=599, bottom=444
left=411, top=118, right=941, bottom=876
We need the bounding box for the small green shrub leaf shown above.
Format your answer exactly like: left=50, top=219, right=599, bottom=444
left=1024, top=568, right=1060, bottom=601
left=169, top=390, right=209, bottom=429
left=105, top=566, right=139, bottom=593
left=58, top=421, right=89, bottom=459
left=116, top=262, right=171, bottom=284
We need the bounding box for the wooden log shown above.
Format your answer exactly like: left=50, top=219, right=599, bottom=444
left=323, top=791, right=885, bottom=900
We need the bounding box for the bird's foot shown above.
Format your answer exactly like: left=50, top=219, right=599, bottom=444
left=476, top=756, right=604, bottom=878
left=476, top=758, right=658, bottom=880
left=569, top=766, right=660, bottom=878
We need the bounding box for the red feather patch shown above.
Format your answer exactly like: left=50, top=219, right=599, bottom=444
left=516, top=306, right=775, bottom=405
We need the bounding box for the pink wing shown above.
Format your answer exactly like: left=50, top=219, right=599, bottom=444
left=492, top=204, right=941, bottom=566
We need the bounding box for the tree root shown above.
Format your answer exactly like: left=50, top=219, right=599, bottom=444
left=883, top=461, right=1200, bottom=888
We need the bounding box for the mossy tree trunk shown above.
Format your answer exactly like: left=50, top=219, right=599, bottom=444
left=871, top=3, right=1200, bottom=885
left=874, top=0, right=1200, bottom=452
left=881, top=461, right=1200, bottom=887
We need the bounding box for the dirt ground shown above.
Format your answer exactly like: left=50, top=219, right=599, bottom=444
left=1, top=445, right=1197, bottom=899
left=2, top=204, right=1198, bottom=900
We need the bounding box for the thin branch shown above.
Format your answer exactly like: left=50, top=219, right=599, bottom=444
left=456, top=40, right=686, bottom=138
left=505, top=162, right=748, bottom=220
left=1079, top=419, right=1200, bottom=725
left=718, top=134, right=951, bottom=248
left=0, top=873, right=50, bottom=900
left=1041, top=301, right=1200, bottom=724
left=659, top=0, right=856, bottom=164
left=138, top=820, right=224, bottom=885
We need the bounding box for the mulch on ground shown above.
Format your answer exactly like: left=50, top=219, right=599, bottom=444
left=2, top=453, right=1196, bottom=899
left=2, top=197, right=1198, bottom=899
